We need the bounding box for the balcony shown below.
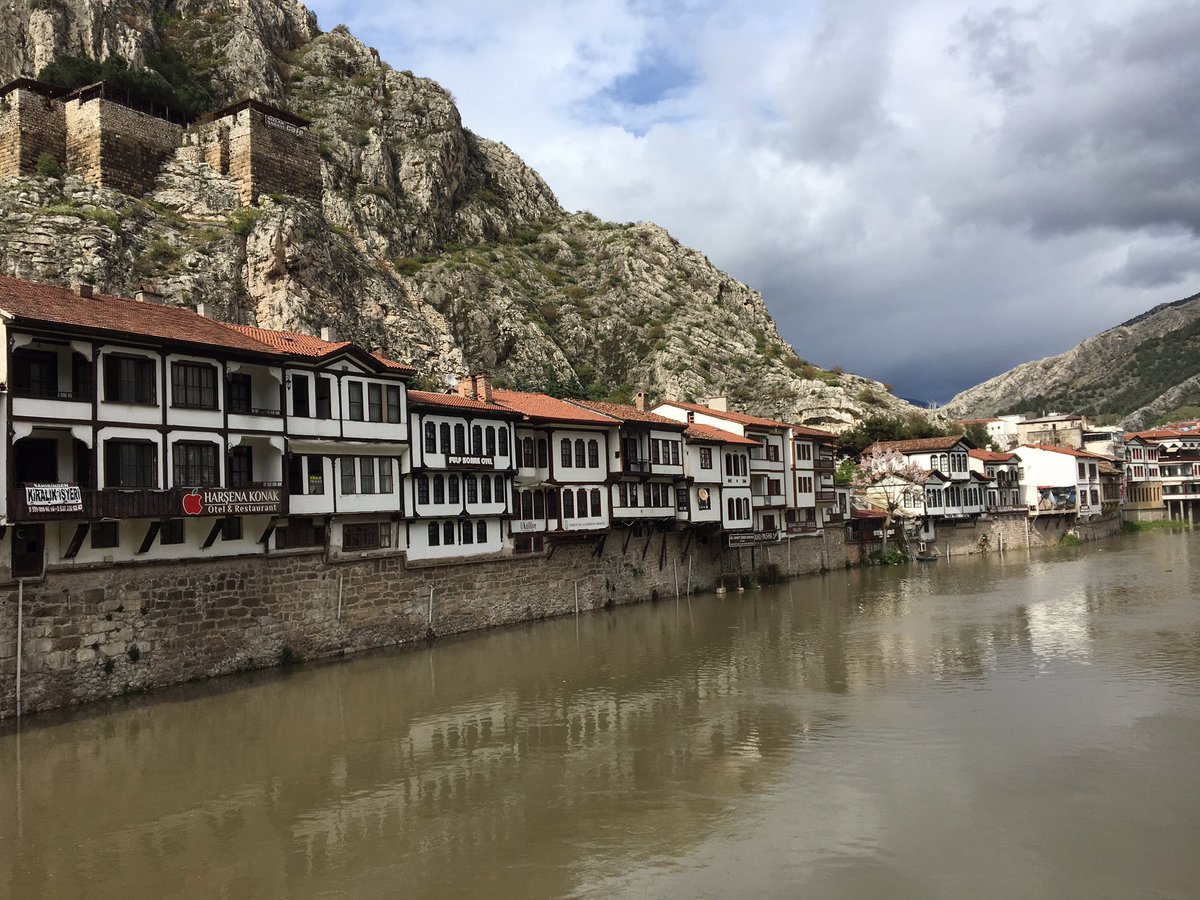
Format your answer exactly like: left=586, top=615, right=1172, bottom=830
left=825, top=512, right=845, bottom=524
left=751, top=493, right=785, bottom=508
left=623, top=459, right=652, bottom=475
left=814, top=489, right=836, bottom=503
left=814, top=457, right=835, bottom=474
left=10, top=483, right=285, bottom=521
left=230, top=404, right=282, bottom=418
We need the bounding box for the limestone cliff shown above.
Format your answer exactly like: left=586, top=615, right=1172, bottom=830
left=0, top=0, right=923, bottom=428
left=945, top=290, right=1200, bottom=430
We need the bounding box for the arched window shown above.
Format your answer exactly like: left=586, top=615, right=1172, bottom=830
left=577, top=488, right=588, bottom=515
left=728, top=497, right=735, bottom=519
left=561, top=439, right=572, bottom=468
left=448, top=474, right=460, bottom=504
left=725, top=454, right=733, bottom=477
left=591, top=488, right=601, bottom=517
left=587, top=439, right=599, bottom=468
left=433, top=474, right=445, bottom=504
left=494, top=474, right=504, bottom=501
left=471, top=425, right=483, bottom=456
left=428, top=522, right=439, bottom=546
left=461, top=520, right=474, bottom=544
left=417, top=474, right=430, bottom=504
left=563, top=489, right=575, bottom=518
left=575, top=439, right=585, bottom=468
left=453, top=424, right=465, bottom=455
left=424, top=421, right=436, bottom=454
left=481, top=476, right=492, bottom=503
left=439, top=423, right=451, bottom=454
left=477, top=520, right=488, bottom=543
left=533, top=490, right=545, bottom=518
left=485, top=426, right=496, bottom=456
left=537, top=439, right=548, bottom=468
left=522, top=437, right=535, bottom=468
left=465, top=474, right=478, bottom=503
left=443, top=521, right=455, bottom=545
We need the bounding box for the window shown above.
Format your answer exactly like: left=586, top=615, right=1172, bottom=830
left=105, top=440, right=157, bottom=488
left=276, top=518, right=325, bottom=549
left=671, top=442, right=680, bottom=466
left=428, top=522, right=440, bottom=546
left=12, top=349, right=58, bottom=397
left=230, top=446, right=253, bottom=487
left=160, top=519, right=184, bottom=545
left=344, top=522, right=391, bottom=551
left=561, top=439, right=572, bottom=468
left=577, top=488, right=588, bottom=516
left=360, top=457, right=375, bottom=494
left=443, top=521, right=455, bottom=545
left=448, top=474, right=460, bottom=504
left=629, top=483, right=639, bottom=507
left=292, top=374, right=310, bottom=417
left=73, top=353, right=93, bottom=400
left=440, top=423, right=451, bottom=454
left=386, top=385, right=402, bottom=423
left=433, top=474, right=445, bottom=504
left=379, top=458, right=394, bottom=493
left=341, top=457, right=356, bottom=494
left=520, top=490, right=534, bottom=519
left=536, top=439, right=547, bottom=467
left=477, top=520, right=488, bottom=543
left=466, top=474, right=478, bottom=503
left=316, top=377, right=333, bottom=419
left=424, top=422, right=437, bottom=454
left=454, top=424, right=466, bottom=455
left=591, top=489, right=602, bottom=517
left=697, top=488, right=711, bottom=511
left=91, top=521, right=119, bottom=549
left=221, top=517, right=242, bottom=541
left=417, top=474, right=430, bottom=504
left=307, top=456, right=325, bottom=495
left=575, top=439, right=586, bottom=468
left=677, top=486, right=689, bottom=511
left=494, top=475, right=504, bottom=502
left=588, top=439, right=599, bottom=468
left=533, top=490, right=545, bottom=518
left=522, top=437, right=535, bottom=468
left=725, top=454, right=733, bottom=477
left=104, top=355, right=155, bottom=404
left=172, top=362, right=217, bottom=410
left=499, top=430, right=510, bottom=458
left=229, top=373, right=252, bottom=413
left=700, top=447, right=713, bottom=469
left=514, top=535, right=544, bottom=555
left=563, top=490, right=575, bottom=518
left=799, top=476, right=813, bottom=493
left=796, top=442, right=812, bottom=461
left=651, top=440, right=661, bottom=465
left=766, top=443, right=780, bottom=462
left=461, top=521, right=474, bottom=545
left=486, top=427, right=496, bottom=456
left=728, top=497, right=735, bottom=519
left=368, top=383, right=383, bottom=422
left=348, top=382, right=364, bottom=421
left=619, top=482, right=628, bottom=506
left=472, top=425, right=483, bottom=456
left=481, top=476, right=492, bottom=503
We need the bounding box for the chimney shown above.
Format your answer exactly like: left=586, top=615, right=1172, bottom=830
left=705, top=396, right=728, bottom=412
left=135, top=285, right=163, bottom=304
left=474, top=373, right=493, bottom=403
left=73, top=282, right=94, bottom=299
left=456, top=375, right=476, bottom=400
left=634, top=390, right=648, bottom=412
left=195, top=303, right=209, bottom=319
left=320, top=325, right=337, bottom=342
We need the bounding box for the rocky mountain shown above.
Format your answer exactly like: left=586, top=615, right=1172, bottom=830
left=0, top=0, right=924, bottom=429
left=945, top=290, right=1200, bottom=431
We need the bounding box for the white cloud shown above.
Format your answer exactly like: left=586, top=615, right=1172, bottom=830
left=306, top=0, right=1200, bottom=402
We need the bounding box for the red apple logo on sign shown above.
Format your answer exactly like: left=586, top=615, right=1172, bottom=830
left=182, top=490, right=203, bottom=516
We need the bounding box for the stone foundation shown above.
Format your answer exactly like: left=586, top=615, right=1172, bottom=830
left=0, top=83, right=67, bottom=178
left=0, top=527, right=847, bottom=719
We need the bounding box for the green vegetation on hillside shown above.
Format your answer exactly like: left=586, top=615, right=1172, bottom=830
left=37, top=51, right=214, bottom=116
left=837, top=413, right=953, bottom=458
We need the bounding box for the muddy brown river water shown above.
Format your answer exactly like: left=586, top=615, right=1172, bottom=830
left=3, top=532, right=1199, bottom=898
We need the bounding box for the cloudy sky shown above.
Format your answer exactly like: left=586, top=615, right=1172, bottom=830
left=305, top=0, right=1200, bottom=403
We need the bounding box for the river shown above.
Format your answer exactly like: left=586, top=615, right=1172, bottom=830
left=2, top=532, right=1199, bottom=899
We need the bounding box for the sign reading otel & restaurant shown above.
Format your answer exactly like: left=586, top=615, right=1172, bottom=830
left=181, top=487, right=283, bottom=517
left=25, top=483, right=84, bottom=513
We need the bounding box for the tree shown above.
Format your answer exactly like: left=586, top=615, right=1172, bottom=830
left=852, top=448, right=927, bottom=551
left=962, top=422, right=993, bottom=451
left=837, top=413, right=951, bottom=458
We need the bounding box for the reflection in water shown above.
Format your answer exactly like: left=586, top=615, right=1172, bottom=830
left=3, top=534, right=1200, bottom=899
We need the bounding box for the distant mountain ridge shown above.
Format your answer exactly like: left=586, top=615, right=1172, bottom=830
left=945, top=288, right=1200, bottom=430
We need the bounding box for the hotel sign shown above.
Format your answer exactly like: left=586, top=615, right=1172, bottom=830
left=182, top=487, right=283, bottom=517
left=510, top=519, right=543, bottom=534
left=447, top=455, right=495, bottom=468
left=25, top=483, right=83, bottom=513
left=728, top=529, right=780, bottom=547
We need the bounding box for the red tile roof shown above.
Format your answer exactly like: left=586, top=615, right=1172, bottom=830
left=225, top=324, right=417, bottom=374
left=371, top=352, right=417, bottom=374
left=0, top=275, right=283, bottom=356
left=407, top=389, right=520, bottom=415
left=660, top=400, right=791, bottom=430
left=683, top=422, right=761, bottom=446
left=491, top=389, right=620, bottom=426
left=790, top=423, right=838, bottom=442
left=569, top=399, right=685, bottom=428
left=1017, top=443, right=1107, bottom=460
left=867, top=436, right=968, bottom=454
left=969, top=449, right=1015, bottom=462
left=959, top=417, right=1000, bottom=424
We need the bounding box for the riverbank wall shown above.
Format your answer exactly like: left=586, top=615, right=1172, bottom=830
left=0, top=528, right=846, bottom=719
left=845, top=510, right=1124, bottom=564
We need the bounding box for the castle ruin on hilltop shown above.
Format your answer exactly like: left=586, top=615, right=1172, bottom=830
left=0, top=78, right=321, bottom=205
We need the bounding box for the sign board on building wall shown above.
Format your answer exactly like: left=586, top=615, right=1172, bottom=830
left=510, top=519, right=543, bottom=534
left=728, top=529, right=781, bottom=547
left=446, top=455, right=495, bottom=468
left=264, top=114, right=305, bottom=136
left=181, top=487, right=283, bottom=517
left=25, top=483, right=83, bottom=513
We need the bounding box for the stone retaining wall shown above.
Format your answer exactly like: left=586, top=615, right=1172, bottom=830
left=0, top=527, right=844, bottom=719
left=0, top=86, right=66, bottom=178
